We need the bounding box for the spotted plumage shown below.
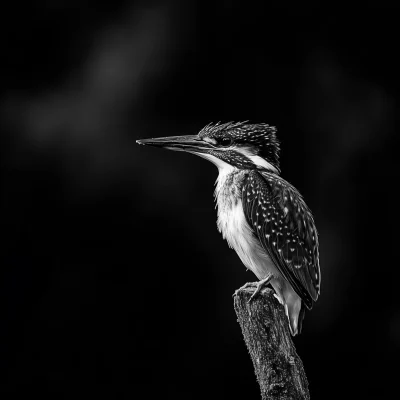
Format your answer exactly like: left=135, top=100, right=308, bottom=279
left=242, top=170, right=320, bottom=309
left=137, top=121, right=321, bottom=335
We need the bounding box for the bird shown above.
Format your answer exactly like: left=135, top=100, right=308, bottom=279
left=136, top=121, right=320, bottom=335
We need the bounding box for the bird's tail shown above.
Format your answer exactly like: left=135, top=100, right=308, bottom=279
left=296, top=305, right=306, bottom=335
left=284, top=294, right=304, bottom=336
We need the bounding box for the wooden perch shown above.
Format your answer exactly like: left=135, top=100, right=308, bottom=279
left=233, top=286, right=310, bottom=400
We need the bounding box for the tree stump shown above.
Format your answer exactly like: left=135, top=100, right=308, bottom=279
left=233, top=286, right=310, bottom=400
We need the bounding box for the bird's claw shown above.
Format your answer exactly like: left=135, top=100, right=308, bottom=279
left=233, top=274, right=273, bottom=302
left=248, top=273, right=273, bottom=302
left=233, top=282, right=257, bottom=298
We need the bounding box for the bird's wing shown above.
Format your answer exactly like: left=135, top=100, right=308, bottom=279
left=242, top=170, right=320, bottom=309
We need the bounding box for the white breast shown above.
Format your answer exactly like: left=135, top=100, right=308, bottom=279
left=214, top=168, right=277, bottom=280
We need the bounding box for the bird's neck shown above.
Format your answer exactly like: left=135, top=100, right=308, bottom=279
left=214, top=166, right=247, bottom=206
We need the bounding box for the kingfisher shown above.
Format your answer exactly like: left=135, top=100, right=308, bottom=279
left=136, top=122, right=320, bottom=335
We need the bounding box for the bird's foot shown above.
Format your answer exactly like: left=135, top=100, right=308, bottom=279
left=233, top=282, right=258, bottom=298
left=233, top=273, right=273, bottom=300
left=248, top=273, right=273, bottom=302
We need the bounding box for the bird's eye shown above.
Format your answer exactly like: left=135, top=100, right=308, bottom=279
left=220, top=137, right=232, bottom=147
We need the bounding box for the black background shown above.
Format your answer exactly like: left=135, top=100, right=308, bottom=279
left=1, top=3, right=400, bottom=399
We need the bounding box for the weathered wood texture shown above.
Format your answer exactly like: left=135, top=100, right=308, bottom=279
left=233, top=286, right=310, bottom=400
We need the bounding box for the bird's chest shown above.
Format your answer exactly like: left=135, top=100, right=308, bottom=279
left=214, top=170, right=272, bottom=279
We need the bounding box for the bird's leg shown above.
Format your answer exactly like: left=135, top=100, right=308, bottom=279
left=248, top=272, right=273, bottom=302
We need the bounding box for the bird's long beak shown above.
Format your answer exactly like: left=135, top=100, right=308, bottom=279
left=136, top=135, right=214, bottom=153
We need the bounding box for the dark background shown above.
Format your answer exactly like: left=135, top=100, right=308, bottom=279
left=1, top=2, right=399, bottom=399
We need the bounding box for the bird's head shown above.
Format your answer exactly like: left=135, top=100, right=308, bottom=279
left=136, top=121, right=280, bottom=174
